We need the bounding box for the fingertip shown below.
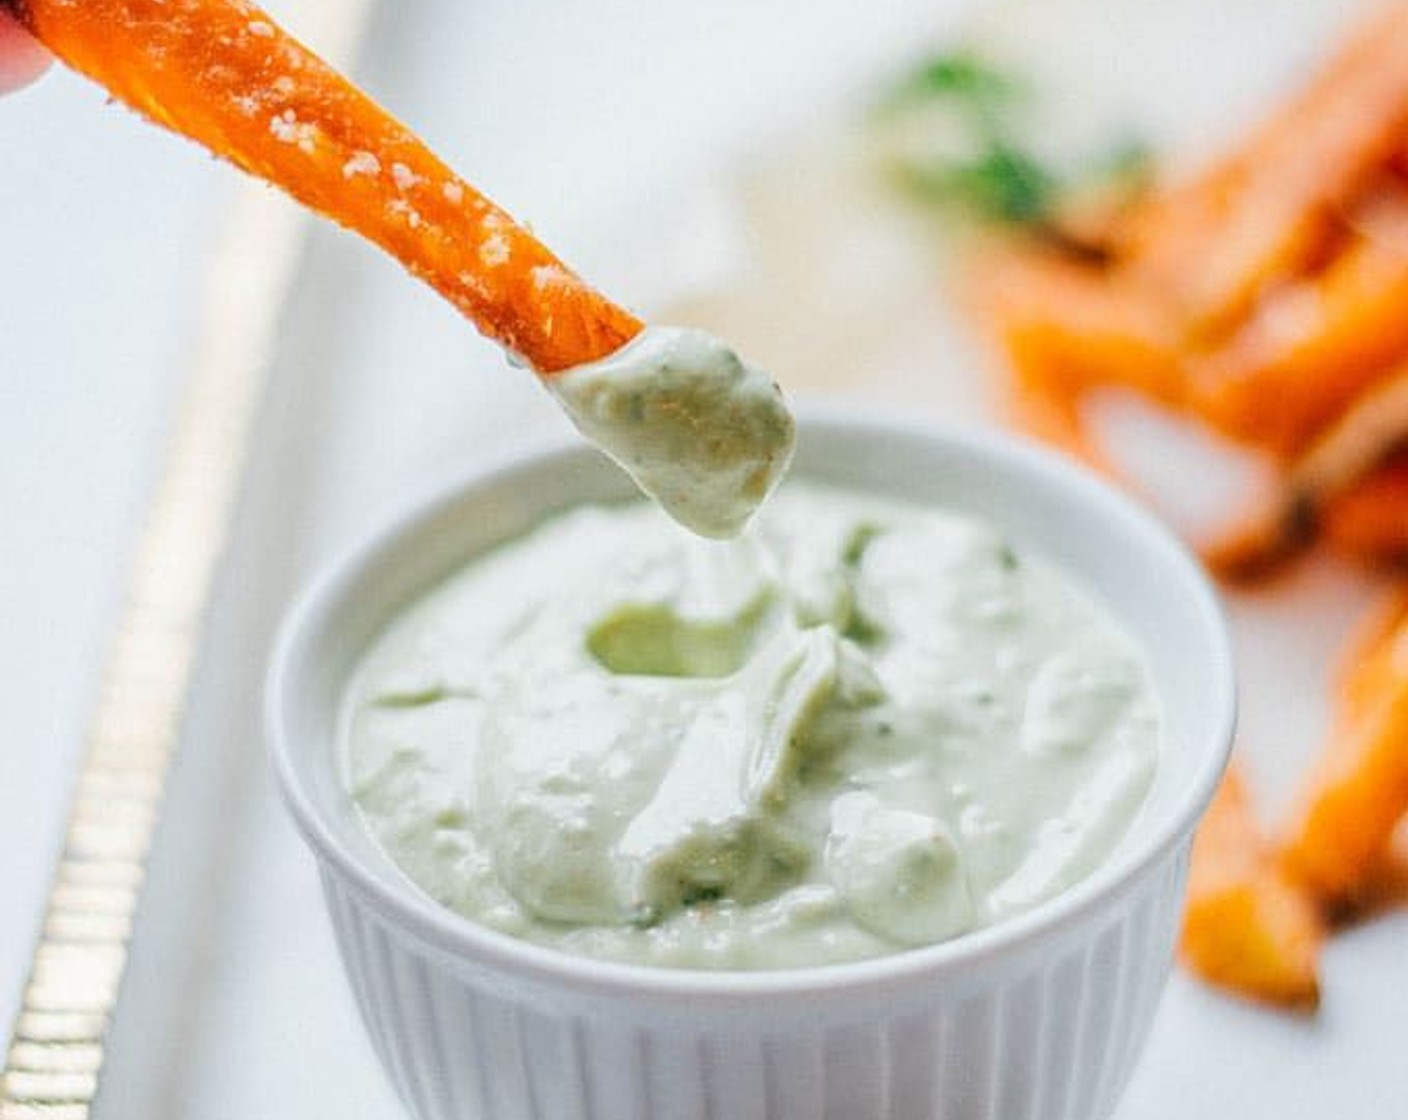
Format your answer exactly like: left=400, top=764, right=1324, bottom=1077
left=0, top=9, right=52, bottom=95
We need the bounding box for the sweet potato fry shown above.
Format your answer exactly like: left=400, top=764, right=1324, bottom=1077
left=10, top=0, right=642, bottom=373
left=1201, top=364, right=1408, bottom=576
left=1181, top=765, right=1323, bottom=1011
left=1322, top=458, right=1408, bottom=563
left=1123, top=3, right=1408, bottom=336
left=1336, top=583, right=1408, bottom=699
left=1198, top=494, right=1314, bottom=584
left=960, top=7, right=1408, bottom=1012
left=1001, top=376, right=1116, bottom=477
left=967, top=243, right=1187, bottom=477
left=971, top=243, right=1185, bottom=408
left=1191, top=188, right=1408, bottom=454
left=1281, top=604, right=1408, bottom=907
left=1278, top=360, right=1408, bottom=501
left=1350, top=816, right=1408, bottom=917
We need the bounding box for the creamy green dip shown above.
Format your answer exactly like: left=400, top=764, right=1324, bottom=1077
left=548, top=326, right=795, bottom=539
left=345, top=484, right=1158, bottom=969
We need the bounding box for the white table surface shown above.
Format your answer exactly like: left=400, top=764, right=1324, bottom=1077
left=0, top=47, right=225, bottom=1036
left=2, top=0, right=1405, bottom=1116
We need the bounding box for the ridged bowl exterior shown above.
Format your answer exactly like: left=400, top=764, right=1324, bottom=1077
left=270, top=414, right=1234, bottom=1120
left=319, top=841, right=1188, bottom=1120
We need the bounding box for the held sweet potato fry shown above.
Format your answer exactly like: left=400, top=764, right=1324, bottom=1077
left=1282, top=605, right=1408, bottom=906
left=8, top=0, right=642, bottom=373
left=1181, top=766, right=1323, bottom=1011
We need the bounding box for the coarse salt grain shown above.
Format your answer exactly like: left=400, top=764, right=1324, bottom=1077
left=270, top=110, right=317, bottom=154
left=530, top=264, right=570, bottom=290
left=443, top=182, right=465, bottom=205
left=269, top=110, right=298, bottom=142
left=479, top=234, right=510, bottom=267
left=391, top=163, right=421, bottom=191
left=457, top=271, right=490, bottom=299
left=389, top=199, right=422, bottom=229
left=343, top=151, right=381, bottom=178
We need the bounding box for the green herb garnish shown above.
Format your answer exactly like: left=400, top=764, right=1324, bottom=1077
left=874, top=50, right=1020, bottom=118
left=873, top=48, right=1151, bottom=239
left=896, top=141, right=1055, bottom=225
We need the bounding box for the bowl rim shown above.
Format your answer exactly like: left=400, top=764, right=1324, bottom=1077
left=266, top=404, right=1235, bottom=1002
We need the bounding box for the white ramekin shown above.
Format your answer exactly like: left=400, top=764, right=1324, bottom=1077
left=267, top=410, right=1234, bottom=1120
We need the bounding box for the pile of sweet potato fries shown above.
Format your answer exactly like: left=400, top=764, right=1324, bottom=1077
left=972, top=4, right=1408, bottom=1009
